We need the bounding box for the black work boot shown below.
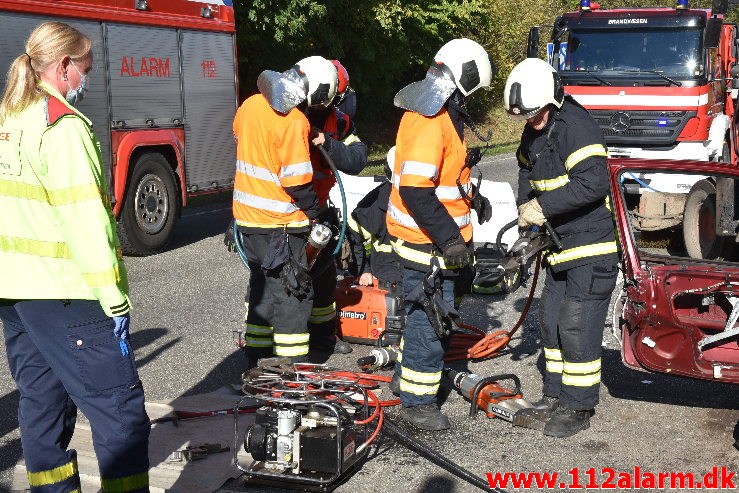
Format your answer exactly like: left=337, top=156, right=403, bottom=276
left=512, top=395, right=559, bottom=431
left=389, top=373, right=400, bottom=396
left=310, top=337, right=353, bottom=355
left=334, top=338, right=353, bottom=354
left=543, top=406, right=591, bottom=438
left=398, top=403, right=451, bottom=431
left=531, top=395, right=559, bottom=411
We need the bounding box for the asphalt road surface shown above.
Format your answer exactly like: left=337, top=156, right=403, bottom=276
left=2, top=153, right=739, bottom=492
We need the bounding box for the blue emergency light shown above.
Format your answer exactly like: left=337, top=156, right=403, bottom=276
left=581, top=0, right=591, bottom=10
left=657, top=119, right=669, bottom=126
left=676, top=0, right=689, bottom=9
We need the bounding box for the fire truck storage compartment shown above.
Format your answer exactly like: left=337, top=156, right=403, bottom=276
left=180, top=31, right=237, bottom=191
left=106, top=24, right=182, bottom=129
left=0, top=13, right=112, bottom=175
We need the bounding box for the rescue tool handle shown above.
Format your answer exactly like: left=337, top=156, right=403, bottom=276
left=543, top=221, right=562, bottom=251
left=469, top=374, right=522, bottom=418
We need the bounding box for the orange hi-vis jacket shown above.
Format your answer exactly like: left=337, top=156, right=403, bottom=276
left=387, top=109, right=472, bottom=246
left=310, top=110, right=355, bottom=206
left=233, top=94, right=313, bottom=230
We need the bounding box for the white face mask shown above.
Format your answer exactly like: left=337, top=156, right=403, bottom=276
left=65, top=60, right=89, bottom=105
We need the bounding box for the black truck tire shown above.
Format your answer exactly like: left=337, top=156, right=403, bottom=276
left=117, top=152, right=179, bottom=256
left=682, top=178, right=730, bottom=260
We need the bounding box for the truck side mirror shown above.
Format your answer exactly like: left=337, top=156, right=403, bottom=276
left=527, top=27, right=540, bottom=58
left=712, top=0, right=728, bottom=15
left=704, top=17, right=723, bottom=49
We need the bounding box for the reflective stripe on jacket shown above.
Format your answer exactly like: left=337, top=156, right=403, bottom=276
left=0, top=82, right=130, bottom=317
left=516, top=96, right=617, bottom=272
left=387, top=109, right=471, bottom=246
left=232, top=94, right=312, bottom=230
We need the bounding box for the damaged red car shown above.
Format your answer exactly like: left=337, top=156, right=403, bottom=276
left=610, top=158, right=739, bottom=383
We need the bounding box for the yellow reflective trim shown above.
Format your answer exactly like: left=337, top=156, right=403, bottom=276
left=341, top=133, right=362, bottom=145
left=246, top=324, right=273, bottom=335
left=235, top=219, right=310, bottom=229
left=399, top=378, right=439, bottom=395
left=81, top=266, right=121, bottom=287
left=309, top=313, right=335, bottom=323
left=544, top=348, right=563, bottom=360
left=311, top=303, right=336, bottom=315
left=0, top=235, right=71, bottom=259
left=391, top=239, right=451, bottom=269
left=529, top=174, right=570, bottom=191
left=562, top=372, right=601, bottom=387
left=47, top=183, right=102, bottom=206
left=372, top=240, right=392, bottom=253
left=273, top=333, right=310, bottom=344
left=401, top=367, right=441, bottom=384
left=245, top=338, right=273, bottom=347
left=347, top=215, right=371, bottom=240
left=517, top=150, right=531, bottom=167
left=0, top=179, right=46, bottom=201
left=563, top=359, right=601, bottom=374
left=564, top=144, right=607, bottom=172
left=101, top=472, right=149, bottom=493
left=27, top=458, right=78, bottom=487
left=547, top=241, right=618, bottom=266
left=472, top=284, right=502, bottom=294
left=546, top=361, right=564, bottom=373
left=274, top=345, right=309, bottom=356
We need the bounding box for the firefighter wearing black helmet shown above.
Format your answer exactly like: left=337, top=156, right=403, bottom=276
left=504, top=57, right=619, bottom=438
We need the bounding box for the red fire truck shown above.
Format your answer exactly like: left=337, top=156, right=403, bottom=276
left=529, top=0, right=739, bottom=260
left=0, top=0, right=238, bottom=255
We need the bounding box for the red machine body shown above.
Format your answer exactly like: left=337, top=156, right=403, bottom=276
left=335, top=278, right=403, bottom=345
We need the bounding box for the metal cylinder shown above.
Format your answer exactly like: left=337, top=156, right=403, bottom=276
left=277, top=409, right=300, bottom=436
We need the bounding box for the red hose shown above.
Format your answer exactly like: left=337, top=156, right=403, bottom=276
left=444, top=253, right=541, bottom=362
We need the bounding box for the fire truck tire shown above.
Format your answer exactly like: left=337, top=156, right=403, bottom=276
left=682, top=178, right=730, bottom=260
left=117, top=152, right=179, bottom=256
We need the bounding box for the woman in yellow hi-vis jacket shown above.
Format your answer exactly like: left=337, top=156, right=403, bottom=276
left=0, top=22, right=149, bottom=493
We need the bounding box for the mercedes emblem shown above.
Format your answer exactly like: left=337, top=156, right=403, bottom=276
left=610, top=111, right=631, bottom=133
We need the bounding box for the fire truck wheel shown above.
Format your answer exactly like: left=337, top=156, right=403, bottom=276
left=118, top=152, right=179, bottom=256
left=682, top=179, right=731, bottom=261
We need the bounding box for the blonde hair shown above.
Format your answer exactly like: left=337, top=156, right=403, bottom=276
left=0, top=21, right=92, bottom=123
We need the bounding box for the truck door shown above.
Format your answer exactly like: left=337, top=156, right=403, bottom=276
left=106, top=24, right=182, bottom=129
left=0, top=13, right=112, bottom=175
left=179, top=31, right=237, bottom=192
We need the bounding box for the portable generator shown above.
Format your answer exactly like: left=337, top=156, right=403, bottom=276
left=335, top=278, right=404, bottom=346
left=234, top=360, right=371, bottom=491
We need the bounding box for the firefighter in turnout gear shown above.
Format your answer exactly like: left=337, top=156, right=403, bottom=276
left=0, top=22, right=150, bottom=492
left=233, top=56, right=338, bottom=367
left=505, top=57, right=619, bottom=438
left=388, top=38, right=493, bottom=431
left=347, top=147, right=400, bottom=288
left=305, top=59, right=367, bottom=355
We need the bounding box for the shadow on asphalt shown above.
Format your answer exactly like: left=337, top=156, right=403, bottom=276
left=0, top=390, right=21, bottom=482
left=165, top=202, right=233, bottom=253
left=130, top=327, right=182, bottom=370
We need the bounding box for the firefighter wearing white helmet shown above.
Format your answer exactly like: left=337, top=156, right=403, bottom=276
left=505, top=57, right=618, bottom=438
left=388, top=38, right=494, bottom=431
left=230, top=55, right=339, bottom=367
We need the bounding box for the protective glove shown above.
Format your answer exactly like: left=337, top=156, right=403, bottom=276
left=224, top=221, right=237, bottom=252
left=441, top=236, right=471, bottom=269
left=472, top=192, right=492, bottom=224
left=113, top=313, right=130, bottom=340
left=518, top=198, right=546, bottom=228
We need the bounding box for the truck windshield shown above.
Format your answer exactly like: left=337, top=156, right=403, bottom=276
left=564, top=28, right=703, bottom=78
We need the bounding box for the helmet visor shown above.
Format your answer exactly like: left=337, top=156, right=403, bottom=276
left=257, top=68, right=307, bottom=114
left=394, top=65, right=457, bottom=117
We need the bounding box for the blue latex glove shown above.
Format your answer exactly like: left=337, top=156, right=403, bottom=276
left=113, top=314, right=130, bottom=340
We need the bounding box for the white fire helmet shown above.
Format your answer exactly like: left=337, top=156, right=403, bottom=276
left=504, top=58, right=564, bottom=121
left=294, top=55, right=339, bottom=107
left=394, top=38, right=492, bottom=117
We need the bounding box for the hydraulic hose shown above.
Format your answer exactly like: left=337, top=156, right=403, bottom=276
left=233, top=219, right=250, bottom=270
left=381, top=417, right=503, bottom=492
left=317, top=144, right=347, bottom=256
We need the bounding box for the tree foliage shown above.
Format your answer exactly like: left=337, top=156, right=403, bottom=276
left=234, top=0, right=730, bottom=145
